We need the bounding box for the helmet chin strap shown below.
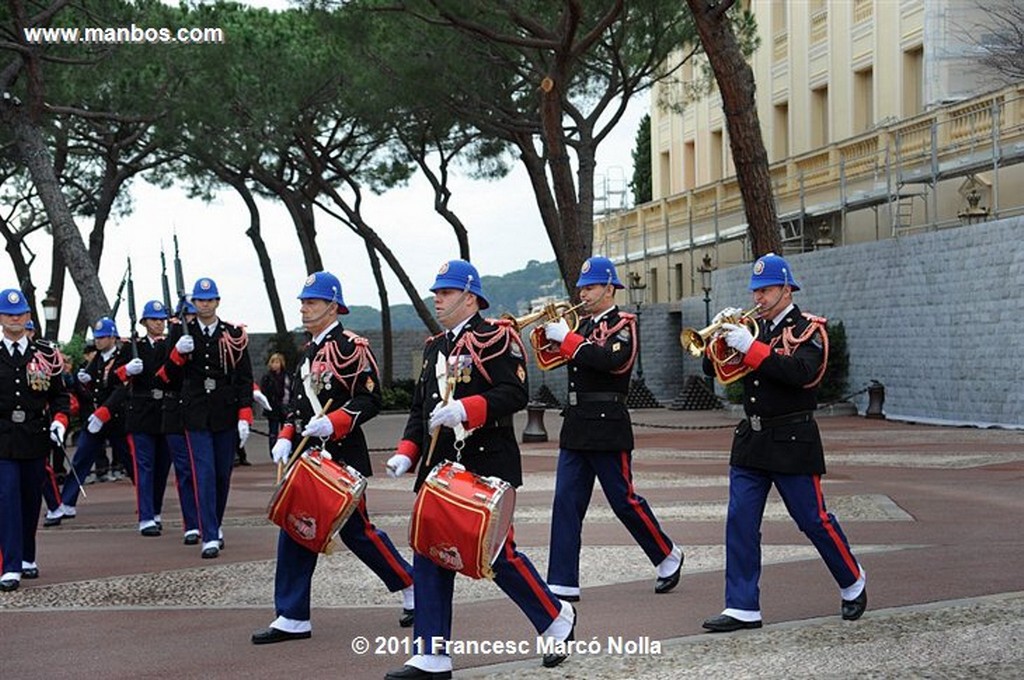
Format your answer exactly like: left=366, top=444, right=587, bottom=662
left=436, top=276, right=475, bottom=326
left=304, top=301, right=337, bottom=330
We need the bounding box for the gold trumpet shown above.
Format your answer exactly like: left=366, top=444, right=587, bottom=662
left=502, top=301, right=586, bottom=370
left=680, top=305, right=763, bottom=359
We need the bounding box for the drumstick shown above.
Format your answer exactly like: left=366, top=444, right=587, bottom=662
left=277, top=398, right=335, bottom=483
left=424, top=374, right=456, bottom=471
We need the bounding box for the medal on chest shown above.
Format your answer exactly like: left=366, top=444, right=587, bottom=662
left=26, top=356, right=51, bottom=391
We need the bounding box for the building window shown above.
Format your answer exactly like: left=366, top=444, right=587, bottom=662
left=773, top=102, right=789, bottom=160
left=903, top=46, right=924, bottom=116
left=683, top=141, right=696, bottom=189
left=649, top=267, right=659, bottom=303
left=854, top=67, right=874, bottom=132
left=811, top=85, right=829, bottom=147
left=659, top=150, right=672, bottom=197
left=674, top=262, right=684, bottom=300
left=710, top=129, right=724, bottom=181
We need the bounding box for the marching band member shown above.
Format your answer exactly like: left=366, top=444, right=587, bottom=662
left=158, top=300, right=201, bottom=545
left=118, top=300, right=174, bottom=537
left=700, top=253, right=866, bottom=632
left=541, top=256, right=684, bottom=602
left=161, top=278, right=253, bottom=559
left=0, top=289, right=69, bottom=591
left=251, top=271, right=414, bottom=644
left=56, top=317, right=131, bottom=519
left=385, top=260, right=575, bottom=680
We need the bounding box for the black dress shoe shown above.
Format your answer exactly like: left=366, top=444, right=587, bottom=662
left=22, top=568, right=39, bottom=579
left=201, top=546, right=219, bottom=559
left=542, top=604, right=576, bottom=668
left=842, top=589, right=867, bottom=621
left=384, top=665, right=451, bottom=680
left=399, top=608, right=414, bottom=628
left=141, top=525, right=161, bottom=537
left=0, top=579, right=19, bottom=592
left=250, top=627, right=312, bottom=645
left=655, top=551, right=684, bottom=594
left=183, top=533, right=200, bottom=546
left=43, top=516, right=61, bottom=527
left=556, top=593, right=580, bottom=603
left=702, top=614, right=763, bottom=632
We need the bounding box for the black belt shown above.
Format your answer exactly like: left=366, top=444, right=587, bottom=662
left=747, top=411, right=814, bottom=432
left=568, top=391, right=627, bottom=406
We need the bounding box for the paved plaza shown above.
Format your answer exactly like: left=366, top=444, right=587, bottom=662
left=1, top=409, right=1022, bottom=678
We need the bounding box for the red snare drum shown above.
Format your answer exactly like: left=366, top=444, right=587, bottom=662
left=409, top=461, right=516, bottom=579
left=267, top=450, right=366, bottom=554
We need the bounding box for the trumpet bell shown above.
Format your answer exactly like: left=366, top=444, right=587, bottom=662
left=503, top=300, right=586, bottom=370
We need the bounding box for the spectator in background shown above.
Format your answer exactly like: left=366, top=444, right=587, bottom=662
left=259, top=352, right=291, bottom=459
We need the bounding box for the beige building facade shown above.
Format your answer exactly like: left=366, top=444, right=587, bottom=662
left=596, top=0, right=1024, bottom=305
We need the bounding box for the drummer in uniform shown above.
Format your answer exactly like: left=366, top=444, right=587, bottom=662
left=0, top=288, right=69, bottom=591
left=384, top=260, right=576, bottom=680
left=161, top=278, right=253, bottom=559
left=251, top=271, right=414, bottom=644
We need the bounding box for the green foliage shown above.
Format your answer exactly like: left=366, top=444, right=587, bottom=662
left=382, top=379, right=415, bottom=412
left=819, top=320, right=850, bottom=403
left=57, top=334, right=88, bottom=369
left=630, top=114, right=652, bottom=204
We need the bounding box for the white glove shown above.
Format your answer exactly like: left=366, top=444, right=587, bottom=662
left=49, top=420, right=66, bottom=446
left=87, top=413, right=104, bottom=433
left=175, top=334, right=194, bottom=354
left=301, top=414, right=334, bottom=439
left=252, top=388, right=271, bottom=411
left=125, top=358, right=144, bottom=376
left=721, top=322, right=755, bottom=354
left=271, top=438, right=292, bottom=464
left=77, top=370, right=92, bottom=384
left=712, top=306, right=744, bottom=325
left=237, top=420, right=250, bottom=447
left=544, top=318, right=570, bottom=343
left=386, top=454, right=412, bottom=478
left=429, top=400, right=467, bottom=432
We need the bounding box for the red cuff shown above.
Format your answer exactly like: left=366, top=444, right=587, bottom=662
left=155, top=367, right=170, bottom=384
left=327, top=409, right=354, bottom=440
left=252, top=381, right=260, bottom=391
left=115, top=365, right=129, bottom=383
left=742, top=340, right=771, bottom=370
left=237, top=407, right=253, bottom=424
left=279, top=424, right=296, bottom=442
left=53, top=413, right=69, bottom=428
left=558, top=332, right=586, bottom=359
left=169, top=348, right=187, bottom=366
left=461, top=395, right=488, bottom=429
left=69, top=395, right=80, bottom=417
left=396, top=438, right=420, bottom=465
left=94, top=406, right=111, bottom=423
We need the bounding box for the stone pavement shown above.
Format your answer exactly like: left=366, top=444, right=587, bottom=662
left=1, top=409, right=1022, bottom=679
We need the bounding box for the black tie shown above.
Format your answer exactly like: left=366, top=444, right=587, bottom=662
left=445, top=331, right=456, bottom=352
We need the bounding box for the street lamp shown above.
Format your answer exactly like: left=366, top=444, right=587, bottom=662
left=41, top=290, right=59, bottom=341
left=627, top=271, right=647, bottom=382
left=697, top=254, right=716, bottom=389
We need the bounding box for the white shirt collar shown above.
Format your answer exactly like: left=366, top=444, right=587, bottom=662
left=101, top=346, right=117, bottom=362
left=590, top=305, right=617, bottom=324
left=200, top=321, right=218, bottom=336
left=312, top=320, right=339, bottom=346
left=446, top=317, right=471, bottom=340
left=4, top=336, right=27, bottom=354
left=767, top=304, right=795, bottom=331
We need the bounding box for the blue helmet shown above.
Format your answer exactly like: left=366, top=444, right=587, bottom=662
left=25, top=319, right=35, bottom=331
left=298, top=271, right=348, bottom=314
left=92, top=317, right=118, bottom=338
left=430, top=259, right=489, bottom=310
left=749, top=252, right=801, bottom=291
left=141, top=300, right=169, bottom=320
left=0, top=288, right=30, bottom=315
left=575, top=256, right=624, bottom=289
left=191, top=277, right=220, bottom=300
left=182, top=300, right=197, bottom=315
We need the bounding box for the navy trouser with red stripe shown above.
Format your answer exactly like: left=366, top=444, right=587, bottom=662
left=547, top=448, right=674, bottom=591
left=414, top=527, right=563, bottom=644
left=0, top=457, right=45, bottom=574
left=725, top=465, right=862, bottom=611
left=274, top=494, right=412, bottom=621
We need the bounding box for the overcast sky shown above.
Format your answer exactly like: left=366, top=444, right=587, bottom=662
left=4, top=1, right=646, bottom=338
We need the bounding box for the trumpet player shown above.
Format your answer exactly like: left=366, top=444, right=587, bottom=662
left=701, top=252, right=867, bottom=633
left=541, top=256, right=684, bottom=603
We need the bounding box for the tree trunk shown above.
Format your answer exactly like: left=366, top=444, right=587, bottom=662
left=45, top=240, right=66, bottom=341
left=687, top=0, right=781, bottom=257
left=0, top=216, right=36, bottom=312
left=3, top=101, right=110, bottom=324
left=364, top=240, right=393, bottom=387
left=220, top=174, right=288, bottom=335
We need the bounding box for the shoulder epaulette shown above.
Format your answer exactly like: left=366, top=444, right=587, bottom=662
left=802, top=313, right=828, bottom=325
